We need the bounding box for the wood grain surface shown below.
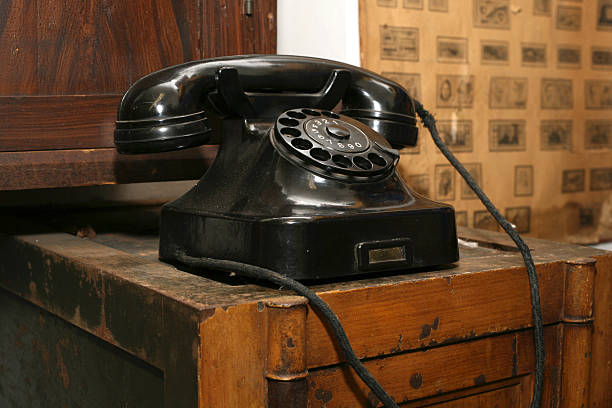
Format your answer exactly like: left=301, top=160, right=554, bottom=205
left=0, top=0, right=277, bottom=189
left=1, top=219, right=611, bottom=407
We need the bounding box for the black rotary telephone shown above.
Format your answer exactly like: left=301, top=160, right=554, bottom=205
left=115, top=55, right=544, bottom=407
left=115, top=55, right=459, bottom=280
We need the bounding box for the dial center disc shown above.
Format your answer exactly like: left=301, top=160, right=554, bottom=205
left=304, top=118, right=369, bottom=153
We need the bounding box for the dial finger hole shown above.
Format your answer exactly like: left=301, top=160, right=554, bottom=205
left=291, top=138, right=313, bottom=150
left=301, top=109, right=321, bottom=116
left=322, top=111, right=340, bottom=119
left=281, top=127, right=301, bottom=137
left=286, top=111, right=307, bottom=119
left=332, top=155, right=351, bottom=168
left=353, top=156, right=373, bottom=170
left=368, top=153, right=387, bottom=167
left=279, top=118, right=300, bottom=127
left=310, top=147, right=331, bottom=161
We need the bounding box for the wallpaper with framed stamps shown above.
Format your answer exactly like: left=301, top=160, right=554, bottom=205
left=359, top=0, right=612, bottom=241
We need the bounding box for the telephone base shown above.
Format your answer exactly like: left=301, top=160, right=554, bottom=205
left=159, top=199, right=459, bottom=280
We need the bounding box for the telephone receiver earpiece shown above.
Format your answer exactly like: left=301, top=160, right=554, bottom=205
left=114, top=55, right=418, bottom=154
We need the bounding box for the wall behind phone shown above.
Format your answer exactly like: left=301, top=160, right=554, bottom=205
left=359, top=0, right=612, bottom=244
left=277, top=0, right=360, bottom=66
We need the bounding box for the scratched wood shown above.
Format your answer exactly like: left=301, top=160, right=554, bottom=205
left=1, top=218, right=611, bottom=407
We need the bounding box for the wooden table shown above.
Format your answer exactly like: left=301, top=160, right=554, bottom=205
left=0, top=207, right=610, bottom=407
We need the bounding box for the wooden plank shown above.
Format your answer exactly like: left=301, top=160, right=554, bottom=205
left=424, top=384, right=520, bottom=407
left=202, top=0, right=277, bottom=57
left=306, top=329, right=541, bottom=407
left=305, top=262, right=564, bottom=368
left=0, top=0, right=37, bottom=95
left=0, top=95, right=120, bottom=151
left=0, top=146, right=217, bottom=190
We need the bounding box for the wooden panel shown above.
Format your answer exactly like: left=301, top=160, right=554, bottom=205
left=0, top=95, right=120, bottom=151
left=591, top=255, right=612, bottom=407
left=306, top=262, right=564, bottom=368
left=0, top=146, right=217, bottom=190
left=126, top=0, right=202, bottom=81
left=307, top=329, right=540, bottom=407
left=37, top=1, right=129, bottom=94
left=202, top=0, right=277, bottom=57
left=199, top=303, right=267, bottom=408
left=0, top=0, right=37, bottom=95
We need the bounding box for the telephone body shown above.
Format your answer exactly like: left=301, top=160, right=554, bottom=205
left=115, top=55, right=458, bottom=280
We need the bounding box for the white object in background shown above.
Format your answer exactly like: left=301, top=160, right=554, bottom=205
left=276, top=0, right=360, bottom=66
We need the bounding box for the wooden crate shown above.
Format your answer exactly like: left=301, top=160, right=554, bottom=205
left=0, top=1, right=276, bottom=190
left=0, top=208, right=610, bottom=407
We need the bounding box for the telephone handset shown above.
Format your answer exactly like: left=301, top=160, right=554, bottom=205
left=114, top=55, right=459, bottom=280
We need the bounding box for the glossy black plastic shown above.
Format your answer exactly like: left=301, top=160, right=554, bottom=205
left=158, top=117, right=458, bottom=280
left=114, top=55, right=418, bottom=153
left=114, top=55, right=459, bottom=280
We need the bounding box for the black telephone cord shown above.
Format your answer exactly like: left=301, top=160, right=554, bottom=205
left=413, top=99, right=544, bottom=408
left=175, top=253, right=400, bottom=408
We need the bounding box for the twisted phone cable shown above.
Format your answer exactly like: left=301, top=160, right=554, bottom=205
left=413, top=99, right=545, bottom=408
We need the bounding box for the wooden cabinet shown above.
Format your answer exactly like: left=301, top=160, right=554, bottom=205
left=0, top=1, right=276, bottom=190
left=0, top=209, right=611, bottom=407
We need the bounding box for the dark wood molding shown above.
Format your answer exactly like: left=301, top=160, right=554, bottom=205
left=0, top=146, right=218, bottom=190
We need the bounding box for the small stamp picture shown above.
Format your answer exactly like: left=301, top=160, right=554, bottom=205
left=437, top=120, right=473, bottom=152
left=541, top=120, right=572, bottom=151
left=592, top=47, right=612, bottom=70
left=490, top=77, right=528, bottom=109
left=597, top=0, right=612, bottom=31
left=585, top=80, right=612, bottom=109
left=580, top=208, right=595, bottom=227
left=436, top=75, right=475, bottom=108
left=515, top=165, right=534, bottom=197
left=382, top=72, right=421, bottom=100
left=377, top=0, right=398, bottom=7
left=408, top=174, right=430, bottom=197
left=481, top=40, right=509, bottom=64
left=437, top=37, right=468, bottom=63
left=473, top=0, right=511, bottom=30
left=506, top=207, right=531, bottom=233
left=455, top=211, right=468, bottom=227
left=585, top=120, right=612, bottom=150
left=489, top=120, right=526, bottom=151
left=541, top=78, right=573, bottom=109
left=522, top=43, right=547, bottom=67
left=380, top=26, right=419, bottom=61
left=534, top=0, right=552, bottom=15
left=460, top=163, right=482, bottom=199
left=557, top=45, right=581, bottom=69
left=435, top=164, right=455, bottom=200
left=403, top=0, right=423, bottom=9
left=429, top=0, right=449, bottom=12
left=562, top=169, right=585, bottom=193
left=474, top=210, right=498, bottom=231
left=556, top=6, right=582, bottom=31
left=590, top=167, right=612, bottom=191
